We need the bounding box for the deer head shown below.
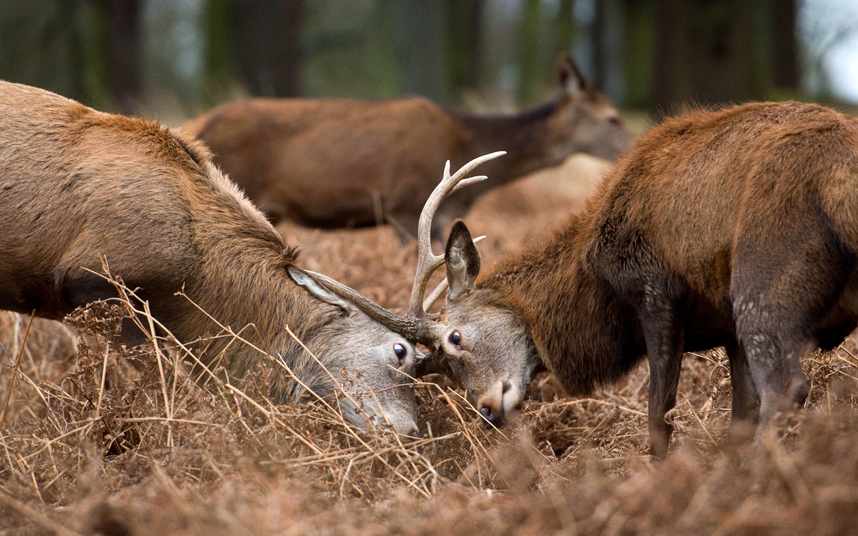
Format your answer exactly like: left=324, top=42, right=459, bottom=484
left=548, top=53, right=636, bottom=161
left=285, top=266, right=422, bottom=435
left=430, top=221, right=540, bottom=428
left=305, top=152, right=533, bottom=428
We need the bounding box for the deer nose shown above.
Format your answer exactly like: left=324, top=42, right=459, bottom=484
left=398, top=421, right=420, bottom=438
left=479, top=405, right=505, bottom=428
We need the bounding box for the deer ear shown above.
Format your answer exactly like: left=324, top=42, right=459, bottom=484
left=557, top=52, right=589, bottom=98
left=287, top=266, right=358, bottom=316
left=445, top=220, right=481, bottom=302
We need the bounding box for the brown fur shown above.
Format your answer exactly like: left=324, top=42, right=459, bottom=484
left=0, top=81, right=419, bottom=434
left=181, top=54, right=634, bottom=240
left=438, top=101, right=858, bottom=456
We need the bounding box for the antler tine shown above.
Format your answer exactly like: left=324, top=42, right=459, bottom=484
left=407, top=151, right=505, bottom=319
left=303, top=269, right=419, bottom=339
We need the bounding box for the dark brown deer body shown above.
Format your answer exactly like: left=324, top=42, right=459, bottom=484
left=416, top=101, right=858, bottom=457
left=181, top=55, right=634, bottom=240
left=0, top=81, right=421, bottom=434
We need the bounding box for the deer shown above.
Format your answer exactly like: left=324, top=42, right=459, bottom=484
left=0, top=80, right=437, bottom=436
left=312, top=101, right=858, bottom=458
left=180, top=54, right=634, bottom=241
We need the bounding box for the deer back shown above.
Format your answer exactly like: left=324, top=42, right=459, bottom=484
left=182, top=54, right=634, bottom=239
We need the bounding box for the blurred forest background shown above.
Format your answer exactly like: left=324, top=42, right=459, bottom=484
left=0, top=0, right=857, bottom=123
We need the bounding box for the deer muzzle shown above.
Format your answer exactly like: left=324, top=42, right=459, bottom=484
left=476, top=381, right=524, bottom=429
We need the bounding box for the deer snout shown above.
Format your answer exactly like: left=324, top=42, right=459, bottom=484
left=479, top=404, right=505, bottom=428
left=476, top=381, right=523, bottom=429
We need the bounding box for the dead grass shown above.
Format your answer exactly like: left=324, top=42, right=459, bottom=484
left=4, top=156, right=858, bottom=535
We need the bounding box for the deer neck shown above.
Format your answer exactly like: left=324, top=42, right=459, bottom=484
left=174, top=206, right=340, bottom=398
left=479, top=212, right=643, bottom=394
left=453, top=96, right=568, bottom=198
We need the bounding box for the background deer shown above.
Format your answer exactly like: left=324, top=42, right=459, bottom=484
left=0, top=81, right=425, bottom=435
left=323, top=102, right=858, bottom=458
left=181, top=54, right=634, bottom=241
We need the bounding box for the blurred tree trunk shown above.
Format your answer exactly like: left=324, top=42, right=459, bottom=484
left=654, top=0, right=685, bottom=111
left=204, top=0, right=234, bottom=103
left=233, top=0, right=303, bottom=97
left=391, top=0, right=447, bottom=100
left=518, top=0, right=541, bottom=107
left=445, top=0, right=484, bottom=103
left=655, top=0, right=771, bottom=112
left=101, top=0, right=142, bottom=114
left=555, top=0, right=574, bottom=57
left=772, top=0, right=799, bottom=90
left=592, top=0, right=607, bottom=91
left=622, top=0, right=655, bottom=108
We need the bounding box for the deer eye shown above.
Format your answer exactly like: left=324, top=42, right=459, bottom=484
left=608, top=116, right=621, bottom=126
left=393, top=343, right=407, bottom=365
left=449, top=331, right=462, bottom=348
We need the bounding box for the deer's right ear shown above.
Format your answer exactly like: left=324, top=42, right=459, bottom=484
left=445, top=220, right=481, bottom=302
left=557, top=52, right=589, bottom=98
left=287, top=266, right=358, bottom=316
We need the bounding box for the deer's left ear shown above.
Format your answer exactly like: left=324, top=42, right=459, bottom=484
left=287, top=266, right=358, bottom=316
left=445, top=220, right=481, bottom=302
left=557, top=52, right=590, bottom=98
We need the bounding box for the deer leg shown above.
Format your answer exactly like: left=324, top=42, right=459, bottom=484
left=732, top=220, right=854, bottom=441
left=639, top=283, right=685, bottom=459
left=724, top=342, right=760, bottom=444
left=732, top=288, right=815, bottom=442
left=734, top=313, right=809, bottom=442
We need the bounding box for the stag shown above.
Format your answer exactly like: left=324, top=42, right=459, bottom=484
left=320, top=101, right=858, bottom=458
left=0, top=81, right=429, bottom=435
left=181, top=54, right=634, bottom=240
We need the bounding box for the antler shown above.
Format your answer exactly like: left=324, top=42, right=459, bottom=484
left=300, top=269, right=424, bottom=342
left=303, top=151, right=505, bottom=346
left=406, top=151, right=505, bottom=320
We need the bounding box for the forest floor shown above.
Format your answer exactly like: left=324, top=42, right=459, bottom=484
left=3, top=154, right=858, bottom=535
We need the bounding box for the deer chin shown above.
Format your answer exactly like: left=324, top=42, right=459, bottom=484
left=339, top=395, right=420, bottom=437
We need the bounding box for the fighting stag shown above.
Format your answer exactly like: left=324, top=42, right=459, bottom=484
left=0, top=81, right=427, bottom=435
left=328, top=102, right=858, bottom=458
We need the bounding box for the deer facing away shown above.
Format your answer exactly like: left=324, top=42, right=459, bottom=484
left=319, top=101, right=858, bottom=457
left=0, top=80, right=424, bottom=435
left=181, top=54, right=634, bottom=241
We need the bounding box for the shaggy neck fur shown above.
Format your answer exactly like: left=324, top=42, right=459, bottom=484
left=160, top=159, right=344, bottom=400
left=478, top=211, right=645, bottom=395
